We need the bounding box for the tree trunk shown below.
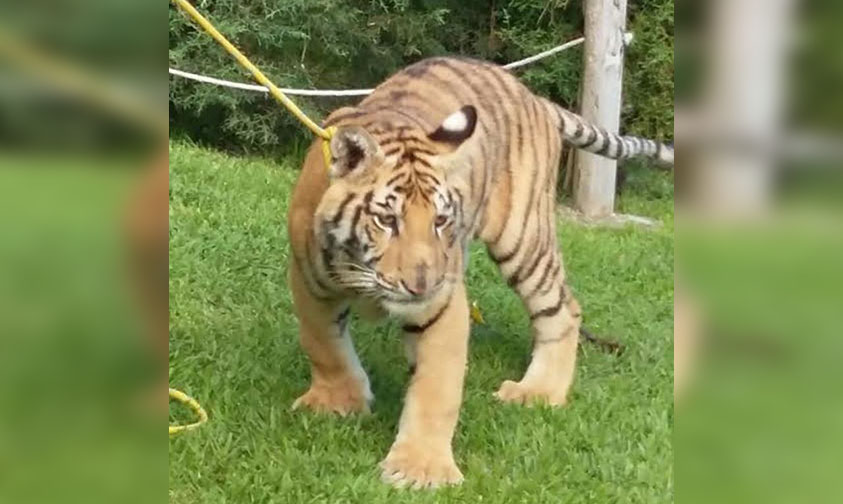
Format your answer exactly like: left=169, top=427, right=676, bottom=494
left=573, top=0, right=627, bottom=218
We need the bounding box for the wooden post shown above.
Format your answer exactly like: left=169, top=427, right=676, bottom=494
left=689, top=0, right=792, bottom=217
left=574, top=0, right=628, bottom=218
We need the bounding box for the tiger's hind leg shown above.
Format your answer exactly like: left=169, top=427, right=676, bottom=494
left=484, top=168, right=580, bottom=406
left=494, top=270, right=581, bottom=406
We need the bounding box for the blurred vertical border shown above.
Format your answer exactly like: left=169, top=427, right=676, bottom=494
left=0, top=1, right=165, bottom=503
left=675, top=0, right=843, bottom=502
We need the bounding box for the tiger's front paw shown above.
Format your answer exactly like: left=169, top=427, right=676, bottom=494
left=380, top=441, right=463, bottom=489
left=494, top=379, right=568, bottom=406
left=291, top=380, right=371, bottom=416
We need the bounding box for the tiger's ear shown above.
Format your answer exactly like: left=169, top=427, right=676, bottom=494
left=329, top=126, right=383, bottom=179
left=428, top=105, right=477, bottom=149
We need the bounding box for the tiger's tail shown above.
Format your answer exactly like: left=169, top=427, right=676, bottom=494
left=548, top=102, right=674, bottom=166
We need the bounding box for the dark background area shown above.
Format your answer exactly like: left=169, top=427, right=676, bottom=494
left=168, top=0, right=674, bottom=154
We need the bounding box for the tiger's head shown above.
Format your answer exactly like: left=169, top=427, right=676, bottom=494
left=314, top=105, right=478, bottom=314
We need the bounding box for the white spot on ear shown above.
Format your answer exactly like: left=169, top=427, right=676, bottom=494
left=441, top=110, right=468, bottom=132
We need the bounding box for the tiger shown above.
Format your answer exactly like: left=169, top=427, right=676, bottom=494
left=287, top=56, right=673, bottom=489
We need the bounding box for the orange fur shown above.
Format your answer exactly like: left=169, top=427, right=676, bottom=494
left=286, top=57, right=670, bottom=488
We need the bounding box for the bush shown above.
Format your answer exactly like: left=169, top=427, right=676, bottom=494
left=169, top=0, right=673, bottom=153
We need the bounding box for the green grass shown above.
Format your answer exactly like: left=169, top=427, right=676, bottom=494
left=168, top=140, right=674, bottom=503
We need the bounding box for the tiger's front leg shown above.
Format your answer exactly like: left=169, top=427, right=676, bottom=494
left=289, top=261, right=373, bottom=415
left=380, top=282, right=470, bottom=489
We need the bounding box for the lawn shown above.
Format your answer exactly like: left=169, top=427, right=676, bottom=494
left=168, top=140, right=674, bottom=503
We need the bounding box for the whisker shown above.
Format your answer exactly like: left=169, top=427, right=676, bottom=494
left=333, top=262, right=375, bottom=273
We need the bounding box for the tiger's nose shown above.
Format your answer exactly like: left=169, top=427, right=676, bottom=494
left=402, top=280, right=425, bottom=296
left=403, top=263, right=429, bottom=296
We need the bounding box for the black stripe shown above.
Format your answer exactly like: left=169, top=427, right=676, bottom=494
left=365, top=253, right=383, bottom=268
left=482, top=70, right=515, bottom=245
left=482, top=69, right=516, bottom=141
left=322, top=233, right=337, bottom=268
left=468, top=156, right=477, bottom=198
left=447, top=230, right=458, bottom=248
left=513, top=111, right=525, bottom=161
left=581, top=127, right=599, bottom=148
left=484, top=66, right=519, bottom=109
left=363, top=224, right=374, bottom=242
left=522, top=99, right=551, bottom=282
left=408, top=146, right=437, bottom=156
left=335, top=307, right=351, bottom=333
left=363, top=105, right=432, bottom=131
left=403, top=58, right=437, bottom=78
left=494, top=100, right=538, bottom=264
left=486, top=245, right=504, bottom=263
left=573, top=116, right=584, bottom=139
left=494, top=188, right=535, bottom=263
left=415, top=171, right=441, bottom=186
left=596, top=130, right=613, bottom=155
left=537, top=101, right=553, bottom=185
left=474, top=75, right=505, bottom=136
left=452, top=187, right=465, bottom=223
left=330, top=194, right=356, bottom=225
left=402, top=299, right=450, bottom=333
left=517, top=101, right=542, bottom=253
left=436, top=59, right=486, bottom=100
left=383, top=145, right=401, bottom=157
left=527, top=255, right=556, bottom=299
left=387, top=172, right=407, bottom=186
left=400, top=151, right=433, bottom=168
left=471, top=139, right=490, bottom=233
left=302, top=237, right=332, bottom=296
left=553, top=105, right=566, bottom=132
left=539, top=261, right=562, bottom=295
left=389, top=89, right=409, bottom=101
left=348, top=206, right=363, bottom=237
left=325, top=109, right=366, bottom=126
left=529, top=285, right=566, bottom=320
left=514, top=235, right=549, bottom=288
left=377, top=133, right=427, bottom=147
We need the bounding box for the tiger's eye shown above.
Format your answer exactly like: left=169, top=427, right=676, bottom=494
left=376, top=214, right=396, bottom=228
left=434, top=215, right=448, bottom=227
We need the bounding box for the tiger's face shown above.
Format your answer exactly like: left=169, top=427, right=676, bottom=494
left=314, top=106, right=477, bottom=314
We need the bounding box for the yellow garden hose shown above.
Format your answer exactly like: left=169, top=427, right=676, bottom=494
left=169, top=388, right=208, bottom=436
left=170, top=0, right=342, bottom=434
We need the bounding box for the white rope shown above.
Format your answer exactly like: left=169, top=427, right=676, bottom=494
left=169, top=32, right=632, bottom=97
left=503, top=31, right=633, bottom=69
left=168, top=68, right=374, bottom=96
left=502, top=36, right=584, bottom=69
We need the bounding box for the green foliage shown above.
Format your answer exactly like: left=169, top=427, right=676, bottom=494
left=624, top=0, right=674, bottom=141
left=169, top=0, right=673, bottom=152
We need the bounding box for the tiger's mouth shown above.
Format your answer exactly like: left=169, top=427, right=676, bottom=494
left=384, top=276, right=448, bottom=304
left=330, top=262, right=451, bottom=307
left=379, top=279, right=454, bottom=318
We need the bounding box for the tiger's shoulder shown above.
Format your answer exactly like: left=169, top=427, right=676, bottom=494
left=288, top=140, right=330, bottom=271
